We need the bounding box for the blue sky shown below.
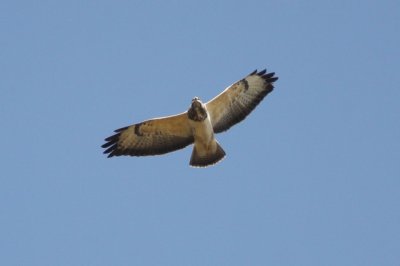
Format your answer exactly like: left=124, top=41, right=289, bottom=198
left=1, top=0, right=399, bottom=265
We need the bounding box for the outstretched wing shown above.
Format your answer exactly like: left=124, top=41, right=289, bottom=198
left=102, top=112, right=194, bottom=157
left=206, top=69, right=278, bottom=133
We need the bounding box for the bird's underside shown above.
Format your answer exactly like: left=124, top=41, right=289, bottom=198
left=102, top=69, right=278, bottom=167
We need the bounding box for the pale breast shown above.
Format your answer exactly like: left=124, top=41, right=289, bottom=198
left=189, top=115, right=215, bottom=145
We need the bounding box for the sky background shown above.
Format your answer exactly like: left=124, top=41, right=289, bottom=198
left=1, top=0, right=399, bottom=265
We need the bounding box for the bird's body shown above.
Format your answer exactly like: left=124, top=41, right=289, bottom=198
left=102, top=69, right=278, bottom=167
left=187, top=98, right=226, bottom=167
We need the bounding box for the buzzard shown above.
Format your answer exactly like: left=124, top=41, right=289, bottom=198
left=102, top=69, right=278, bottom=167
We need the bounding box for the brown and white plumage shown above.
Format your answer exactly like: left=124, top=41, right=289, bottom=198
left=102, top=69, right=278, bottom=167
left=102, top=113, right=193, bottom=157
left=206, top=69, right=277, bottom=133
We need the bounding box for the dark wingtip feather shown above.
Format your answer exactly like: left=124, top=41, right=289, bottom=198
left=267, top=77, right=279, bottom=83
left=249, top=69, right=257, bottom=76
left=114, top=126, right=129, bottom=133
left=103, top=143, right=118, bottom=154
left=249, top=69, right=278, bottom=84
left=101, top=143, right=109, bottom=149
left=101, top=137, right=116, bottom=148
left=263, top=72, right=275, bottom=79
left=104, top=134, right=119, bottom=142
left=258, top=70, right=278, bottom=84
left=257, top=69, right=267, bottom=75
left=102, top=129, right=124, bottom=157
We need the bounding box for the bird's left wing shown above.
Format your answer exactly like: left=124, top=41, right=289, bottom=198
left=206, top=69, right=278, bottom=133
left=102, top=112, right=193, bottom=157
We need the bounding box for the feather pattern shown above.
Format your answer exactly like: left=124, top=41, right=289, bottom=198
left=205, top=69, right=278, bottom=133
left=102, top=113, right=193, bottom=157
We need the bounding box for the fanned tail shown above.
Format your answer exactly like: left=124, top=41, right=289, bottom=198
left=190, top=140, right=226, bottom=168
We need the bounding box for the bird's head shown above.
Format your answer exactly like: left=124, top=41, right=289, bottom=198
left=191, top=97, right=202, bottom=107
left=188, top=97, right=207, bottom=121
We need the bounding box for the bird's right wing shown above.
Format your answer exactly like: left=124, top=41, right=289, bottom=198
left=102, top=112, right=194, bottom=157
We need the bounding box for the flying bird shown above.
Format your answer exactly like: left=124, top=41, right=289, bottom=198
left=102, top=69, right=278, bottom=167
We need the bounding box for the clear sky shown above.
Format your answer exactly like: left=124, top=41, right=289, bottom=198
left=1, top=0, right=399, bottom=265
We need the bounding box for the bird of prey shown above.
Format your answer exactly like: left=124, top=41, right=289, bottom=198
left=102, top=69, right=278, bottom=167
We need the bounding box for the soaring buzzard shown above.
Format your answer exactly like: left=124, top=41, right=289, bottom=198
left=102, top=69, right=278, bottom=167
